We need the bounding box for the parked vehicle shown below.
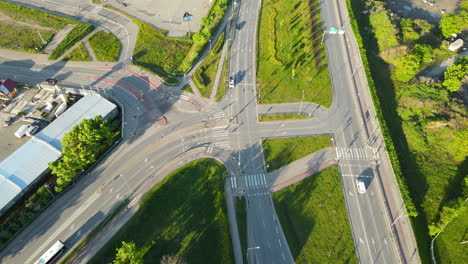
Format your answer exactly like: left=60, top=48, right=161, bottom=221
left=25, top=125, right=39, bottom=136
left=15, top=125, right=29, bottom=138
left=3, top=116, right=13, bottom=126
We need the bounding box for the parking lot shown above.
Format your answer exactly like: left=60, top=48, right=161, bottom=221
left=0, top=85, right=59, bottom=161
left=388, top=0, right=461, bottom=23
left=109, top=0, right=214, bottom=38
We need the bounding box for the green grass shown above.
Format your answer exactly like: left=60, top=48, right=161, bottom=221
left=263, top=135, right=333, bottom=172
left=193, top=32, right=225, bottom=98
left=59, top=199, right=129, bottom=264
left=259, top=113, right=311, bottom=121
left=106, top=7, right=191, bottom=77
left=435, top=213, right=468, bottom=263
left=215, top=51, right=229, bottom=102
left=88, top=31, right=121, bottom=62
left=62, top=43, right=92, bottom=61
left=89, top=159, right=233, bottom=264
left=235, top=197, right=247, bottom=263
left=182, top=84, right=194, bottom=93
left=50, top=24, right=95, bottom=60
left=273, top=166, right=358, bottom=263
left=177, top=0, right=230, bottom=73
left=0, top=2, right=76, bottom=30
left=257, top=0, right=332, bottom=107
left=0, top=21, right=53, bottom=52
left=369, top=11, right=399, bottom=52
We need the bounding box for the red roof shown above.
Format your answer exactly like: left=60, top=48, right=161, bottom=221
left=0, top=78, right=17, bottom=95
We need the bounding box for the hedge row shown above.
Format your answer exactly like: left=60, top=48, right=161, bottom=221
left=0, top=186, right=53, bottom=249
left=49, top=24, right=95, bottom=60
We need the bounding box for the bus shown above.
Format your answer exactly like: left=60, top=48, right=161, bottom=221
left=34, top=240, right=66, bottom=264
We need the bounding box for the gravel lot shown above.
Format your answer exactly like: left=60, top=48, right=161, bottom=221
left=387, top=0, right=461, bottom=23
left=108, top=0, right=214, bottom=38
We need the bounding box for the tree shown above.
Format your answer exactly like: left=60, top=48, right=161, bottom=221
left=113, top=241, right=143, bottom=264
left=49, top=116, right=114, bottom=188
left=440, top=12, right=468, bottom=38
left=429, top=198, right=466, bottom=236
left=160, top=255, right=185, bottom=264
left=442, top=56, right=468, bottom=92
left=461, top=0, right=468, bottom=11
left=413, top=44, right=433, bottom=64
left=394, top=54, right=420, bottom=82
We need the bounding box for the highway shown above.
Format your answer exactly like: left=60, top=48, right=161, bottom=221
left=0, top=0, right=420, bottom=263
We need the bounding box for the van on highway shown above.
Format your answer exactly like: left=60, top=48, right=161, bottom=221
left=356, top=178, right=366, bottom=194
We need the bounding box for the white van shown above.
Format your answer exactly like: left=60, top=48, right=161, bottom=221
left=15, top=125, right=30, bottom=138
left=356, top=178, right=366, bottom=194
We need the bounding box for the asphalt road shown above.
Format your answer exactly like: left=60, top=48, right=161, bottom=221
left=0, top=0, right=420, bottom=263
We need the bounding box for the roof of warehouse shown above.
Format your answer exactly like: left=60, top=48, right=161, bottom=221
left=35, top=94, right=116, bottom=151
left=0, top=94, right=116, bottom=213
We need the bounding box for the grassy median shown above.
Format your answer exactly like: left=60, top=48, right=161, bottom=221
left=88, top=31, right=121, bottom=62
left=62, top=43, right=92, bottom=61
left=273, top=166, right=358, bottom=263
left=263, top=136, right=333, bottom=172
left=193, top=32, right=225, bottom=98
left=89, top=159, right=233, bottom=264
left=257, top=0, right=332, bottom=107
left=259, top=113, right=311, bottom=122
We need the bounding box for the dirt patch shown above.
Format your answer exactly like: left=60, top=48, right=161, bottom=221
left=387, top=0, right=461, bottom=24
left=0, top=10, right=56, bottom=32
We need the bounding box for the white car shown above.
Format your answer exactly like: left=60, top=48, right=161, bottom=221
left=229, top=77, right=235, bottom=89
left=356, top=178, right=366, bottom=194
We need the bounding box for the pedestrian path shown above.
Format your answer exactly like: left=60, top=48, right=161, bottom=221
left=335, top=147, right=368, bottom=160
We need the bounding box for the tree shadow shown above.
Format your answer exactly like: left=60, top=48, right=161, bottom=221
left=347, top=0, right=431, bottom=261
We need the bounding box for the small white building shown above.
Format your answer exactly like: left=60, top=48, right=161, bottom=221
left=449, top=39, right=464, bottom=52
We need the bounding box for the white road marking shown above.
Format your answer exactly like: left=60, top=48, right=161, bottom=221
left=24, top=192, right=100, bottom=264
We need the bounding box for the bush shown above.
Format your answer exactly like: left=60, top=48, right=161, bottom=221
left=394, top=54, right=420, bottom=82
left=50, top=24, right=95, bottom=60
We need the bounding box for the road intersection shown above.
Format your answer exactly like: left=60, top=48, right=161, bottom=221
left=0, top=0, right=420, bottom=263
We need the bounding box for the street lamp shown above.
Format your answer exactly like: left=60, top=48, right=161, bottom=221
left=247, top=246, right=260, bottom=261
left=390, top=208, right=408, bottom=227
left=298, top=90, right=305, bottom=115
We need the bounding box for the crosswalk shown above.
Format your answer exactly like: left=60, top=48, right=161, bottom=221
left=206, top=105, right=225, bottom=119
left=229, top=174, right=268, bottom=189
left=211, top=127, right=231, bottom=150
left=335, top=147, right=368, bottom=160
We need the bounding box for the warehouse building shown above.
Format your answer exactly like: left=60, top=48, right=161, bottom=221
left=0, top=94, right=117, bottom=215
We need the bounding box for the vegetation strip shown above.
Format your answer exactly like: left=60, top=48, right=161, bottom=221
left=193, top=32, right=225, bottom=98
left=263, top=136, right=333, bottom=172
left=344, top=0, right=468, bottom=262
left=257, top=0, right=332, bottom=107
left=259, top=113, right=311, bottom=122
left=89, top=159, right=233, bottom=264
left=273, top=166, right=358, bottom=263
left=88, top=31, right=121, bottom=62
left=49, top=24, right=95, bottom=60
left=105, top=6, right=191, bottom=79
left=63, top=43, right=92, bottom=61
